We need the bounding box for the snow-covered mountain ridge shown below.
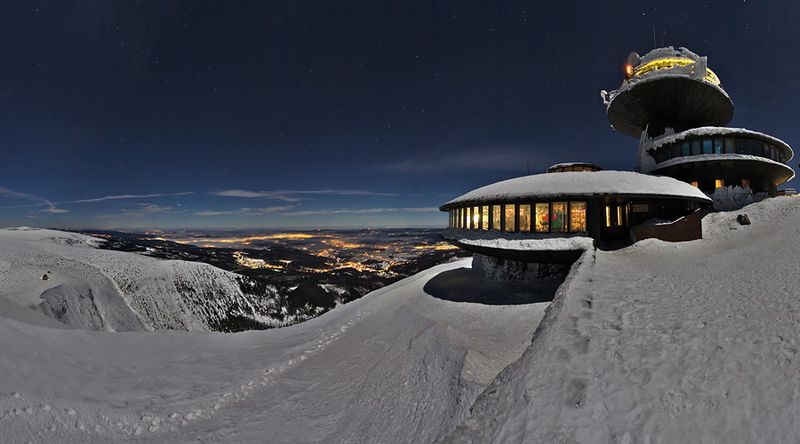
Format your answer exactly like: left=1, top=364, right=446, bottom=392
left=0, top=227, right=290, bottom=331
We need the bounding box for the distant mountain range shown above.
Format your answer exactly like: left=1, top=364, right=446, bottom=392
left=0, top=227, right=466, bottom=332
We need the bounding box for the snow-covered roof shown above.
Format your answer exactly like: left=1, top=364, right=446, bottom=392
left=442, top=170, right=711, bottom=208
left=652, top=154, right=796, bottom=181
left=645, top=126, right=794, bottom=161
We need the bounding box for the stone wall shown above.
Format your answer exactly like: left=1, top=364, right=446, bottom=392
left=472, top=253, right=571, bottom=282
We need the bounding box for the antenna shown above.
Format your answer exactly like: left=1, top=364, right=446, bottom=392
left=652, top=22, right=656, bottom=48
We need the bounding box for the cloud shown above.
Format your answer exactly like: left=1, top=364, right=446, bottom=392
left=280, top=207, right=439, bottom=217
left=212, top=189, right=398, bottom=202
left=195, top=206, right=295, bottom=217
left=67, top=191, right=194, bottom=204
left=0, top=186, right=68, bottom=213
left=120, top=203, right=173, bottom=216
left=383, top=146, right=554, bottom=173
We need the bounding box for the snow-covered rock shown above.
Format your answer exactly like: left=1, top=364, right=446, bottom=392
left=0, top=228, right=283, bottom=331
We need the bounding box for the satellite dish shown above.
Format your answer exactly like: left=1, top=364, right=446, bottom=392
left=626, top=52, right=641, bottom=67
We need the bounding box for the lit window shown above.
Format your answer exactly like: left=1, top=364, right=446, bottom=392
left=472, top=206, right=480, bottom=230
left=535, top=203, right=549, bottom=233
left=715, top=179, right=725, bottom=189
left=481, top=206, right=489, bottom=230
left=569, top=201, right=587, bottom=232
left=742, top=179, right=751, bottom=189
left=465, top=207, right=471, bottom=230
left=519, top=204, right=531, bottom=232
left=690, top=181, right=699, bottom=188
left=616, top=205, right=624, bottom=227
left=492, top=205, right=502, bottom=231
left=605, top=205, right=612, bottom=227
left=504, top=204, right=516, bottom=232
left=551, top=202, right=567, bottom=232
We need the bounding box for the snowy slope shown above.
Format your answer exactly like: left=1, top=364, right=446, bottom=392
left=0, top=258, right=548, bottom=443
left=0, top=228, right=283, bottom=331
left=448, top=197, right=800, bottom=443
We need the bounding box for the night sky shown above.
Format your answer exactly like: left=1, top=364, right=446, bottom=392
left=1, top=1, right=798, bottom=229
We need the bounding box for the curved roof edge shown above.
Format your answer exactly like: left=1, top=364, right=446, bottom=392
left=440, top=170, right=711, bottom=210
left=651, top=153, right=796, bottom=182
left=645, top=126, right=794, bottom=161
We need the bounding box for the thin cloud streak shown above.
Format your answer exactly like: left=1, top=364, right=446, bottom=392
left=67, top=191, right=195, bottom=204
left=212, top=189, right=399, bottom=202
left=0, top=186, right=67, bottom=213
left=280, top=207, right=438, bottom=217
left=195, top=206, right=295, bottom=216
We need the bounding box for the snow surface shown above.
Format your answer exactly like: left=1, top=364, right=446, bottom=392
left=443, top=170, right=711, bottom=207
left=0, top=250, right=549, bottom=442
left=448, top=197, right=800, bottom=443
left=4, top=197, right=800, bottom=443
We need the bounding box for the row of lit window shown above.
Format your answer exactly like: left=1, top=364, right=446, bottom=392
left=448, top=201, right=587, bottom=233
left=690, top=178, right=751, bottom=190
left=652, top=136, right=788, bottom=164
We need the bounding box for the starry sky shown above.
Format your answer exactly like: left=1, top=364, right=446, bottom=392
left=1, top=0, right=798, bottom=229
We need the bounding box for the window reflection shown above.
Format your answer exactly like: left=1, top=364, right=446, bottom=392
left=535, top=203, right=549, bottom=233
left=518, top=204, right=531, bottom=232
left=504, top=204, right=516, bottom=232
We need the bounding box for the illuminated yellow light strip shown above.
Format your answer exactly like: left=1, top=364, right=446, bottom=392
left=631, top=57, right=721, bottom=86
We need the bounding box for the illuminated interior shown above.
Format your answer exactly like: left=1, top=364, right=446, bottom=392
left=715, top=179, right=725, bottom=189
left=616, top=205, right=624, bottom=226
left=504, top=204, right=516, bottom=232
left=605, top=205, right=612, bottom=227
left=551, top=202, right=567, bottom=232
left=690, top=181, right=699, bottom=188
left=518, top=204, right=531, bottom=232
left=535, top=203, right=549, bottom=233
left=569, top=202, right=587, bottom=232
left=492, top=205, right=501, bottom=230
left=448, top=200, right=588, bottom=233
left=631, top=57, right=721, bottom=86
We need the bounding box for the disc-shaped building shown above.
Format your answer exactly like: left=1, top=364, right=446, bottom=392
left=441, top=168, right=710, bottom=256
left=604, top=46, right=795, bottom=195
